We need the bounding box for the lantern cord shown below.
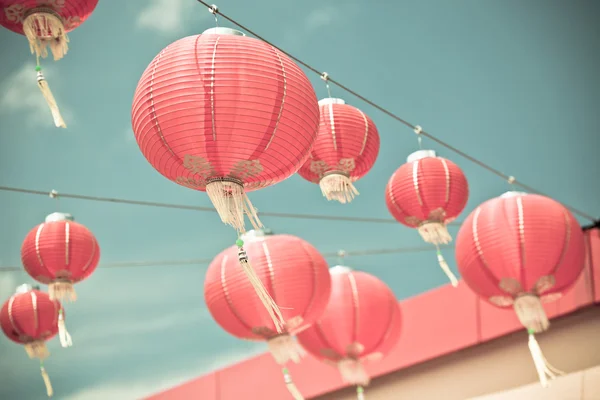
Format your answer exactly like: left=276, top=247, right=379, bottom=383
left=435, top=245, right=459, bottom=288
left=528, top=331, right=565, bottom=388
left=57, top=309, right=73, bottom=348
left=282, top=368, right=305, bottom=400
left=194, top=0, right=595, bottom=223
left=34, top=57, right=66, bottom=129
left=39, top=361, right=53, bottom=397
left=357, top=385, right=365, bottom=400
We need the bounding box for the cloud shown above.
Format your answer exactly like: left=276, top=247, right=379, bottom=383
left=0, top=62, right=73, bottom=129
left=136, top=0, right=199, bottom=35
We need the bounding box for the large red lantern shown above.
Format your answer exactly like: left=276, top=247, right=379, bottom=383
left=297, top=98, right=380, bottom=204
left=21, top=212, right=100, bottom=302
left=385, top=149, right=469, bottom=286
left=1, top=284, right=72, bottom=397
left=455, top=192, right=585, bottom=387
left=132, top=26, right=320, bottom=326
left=205, top=229, right=331, bottom=399
left=297, top=266, right=402, bottom=400
left=0, top=0, right=99, bottom=127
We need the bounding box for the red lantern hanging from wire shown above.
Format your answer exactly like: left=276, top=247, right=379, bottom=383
left=297, top=266, right=402, bottom=400
left=205, top=229, right=331, bottom=399
left=21, top=212, right=100, bottom=302
left=455, top=191, right=585, bottom=387
left=1, top=284, right=72, bottom=397
left=0, top=0, right=99, bottom=128
left=385, top=149, right=469, bottom=286
left=131, top=26, right=320, bottom=325
left=297, top=97, right=380, bottom=204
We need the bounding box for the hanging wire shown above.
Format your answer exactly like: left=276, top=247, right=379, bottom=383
left=0, top=244, right=445, bottom=272
left=194, top=0, right=596, bottom=223
left=0, top=186, right=462, bottom=226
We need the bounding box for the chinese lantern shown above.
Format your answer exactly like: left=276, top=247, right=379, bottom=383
left=297, top=266, right=402, bottom=400
left=385, top=149, right=469, bottom=286
left=1, top=284, right=72, bottom=397
left=455, top=192, right=585, bottom=387
left=297, top=98, right=380, bottom=204
left=132, top=26, right=320, bottom=325
left=0, top=0, right=99, bottom=128
left=205, top=229, right=331, bottom=399
left=21, top=212, right=100, bottom=302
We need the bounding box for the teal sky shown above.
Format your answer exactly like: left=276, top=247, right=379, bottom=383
left=0, top=0, right=599, bottom=399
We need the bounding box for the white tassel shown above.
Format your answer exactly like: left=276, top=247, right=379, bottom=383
left=357, top=386, right=365, bottom=400
left=40, top=363, right=54, bottom=397
left=267, top=334, right=305, bottom=365
left=417, top=222, right=452, bottom=245
left=436, top=250, right=459, bottom=287
left=58, top=310, right=72, bottom=348
left=206, top=180, right=262, bottom=232
left=338, top=359, right=370, bottom=387
left=23, top=11, right=69, bottom=61
left=36, top=69, right=66, bottom=128
left=282, top=368, right=304, bottom=400
left=24, top=341, right=50, bottom=359
left=319, top=173, right=359, bottom=204
left=49, top=281, right=76, bottom=302
left=528, top=333, right=565, bottom=387
left=237, top=246, right=285, bottom=333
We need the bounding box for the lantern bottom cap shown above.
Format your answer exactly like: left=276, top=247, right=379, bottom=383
left=417, top=221, right=452, bottom=245
left=514, top=294, right=549, bottom=333
left=319, top=172, right=359, bottom=204
left=267, top=334, right=306, bottom=365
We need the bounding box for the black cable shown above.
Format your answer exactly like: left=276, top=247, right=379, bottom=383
left=196, top=1, right=595, bottom=222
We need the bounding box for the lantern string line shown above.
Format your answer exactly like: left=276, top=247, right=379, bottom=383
left=0, top=245, right=447, bottom=272
left=0, top=185, right=462, bottom=226
left=194, top=0, right=595, bottom=223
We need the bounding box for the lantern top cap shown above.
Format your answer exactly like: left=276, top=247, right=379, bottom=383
left=15, top=284, right=33, bottom=294
left=241, top=228, right=274, bottom=242
left=202, top=27, right=246, bottom=37
left=330, top=265, right=353, bottom=274
left=318, top=98, right=346, bottom=106
left=407, top=149, right=437, bottom=163
left=500, top=191, right=529, bottom=199
left=45, top=212, right=74, bottom=223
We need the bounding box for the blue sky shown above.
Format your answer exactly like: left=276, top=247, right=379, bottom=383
left=0, top=0, right=598, bottom=399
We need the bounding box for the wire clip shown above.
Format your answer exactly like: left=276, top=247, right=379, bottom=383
left=49, top=189, right=58, bottom=199
left=208, top=4, right=218, bottom=14
left=337, top=249, right=347, bottom=258
left=320, top=72, right=329, bottom=82
left=507, top=176, right=516, bottom=184
left=413, top=125, right=423, bottom=135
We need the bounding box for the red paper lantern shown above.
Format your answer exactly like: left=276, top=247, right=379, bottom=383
left=297, top=98, right=380, bottom=203
left=385, top=149, right=469, bottom=286
left=1, top=284, right=72, bottom=397
left=21, top=212, right=100, bottom=302
left=455, top=191, right=585, bottom=387
left=0, top=0, right=99, bottom=128
left=131, top=27, right=320, bottom=234
left=297, top=266, right=402, bottom=398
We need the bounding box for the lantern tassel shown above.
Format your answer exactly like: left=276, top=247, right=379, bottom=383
left=39, top=362, right=53, bottom=397
left=36, top=67, right=67, bottom=129
left=338, top=359, right=370, bottom=387
left=319, top=173, right=359, bottom=204
left=528, top=332, right=565, bottom=387
left=237, top=245, right=285, bottom=333
left=436, top=248, right=459, bottom=287
left=49, top=281, right=76, bottom=302
left=417, top=222, right=452, bottom=245
left=206, top=180, right=263, bottom=233
left=268, top=334, right=306, bottom=365
left=357, top=386, right=365, bottom=400
left=514, top=294, right=549, bottom=333
left=23, top=11, right=69, bottom=60
left=58, top=310, right=72, bottom=348
left=282, top=368, right=304, bottom=400
left=24, top=341, right=50, bottom=359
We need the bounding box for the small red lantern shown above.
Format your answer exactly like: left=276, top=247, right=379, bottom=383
left=385, top=149, right=469, bottom=286
left=455, top=192, right=585, bottom=387
left=297, top=266, right=402, bottom=399
left=1, top=284, right=72, bottom=397
left=0, top=0, right=99, bottom=127
left=21, top=212, right=100, bottom=302
left=297, top=98, right=380, bottom=203
left=205, top=229, right=331, bottom=399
